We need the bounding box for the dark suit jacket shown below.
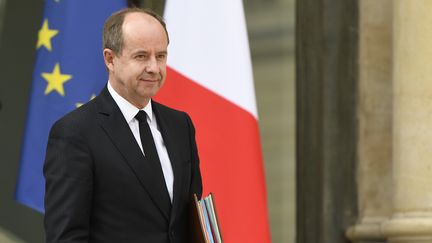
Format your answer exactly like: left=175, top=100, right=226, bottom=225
left=44, top=86, right=202, bottom=243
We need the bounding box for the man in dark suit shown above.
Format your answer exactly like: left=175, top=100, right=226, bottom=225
left=43, top=8, right=202, bottom=243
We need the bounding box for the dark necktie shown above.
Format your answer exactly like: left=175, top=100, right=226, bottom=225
left=135, top=110, right=165, bottom=181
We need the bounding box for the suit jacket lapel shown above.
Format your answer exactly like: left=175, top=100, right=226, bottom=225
left=95, top=87, right=171, bottom=220
left=152, top=101, right=184, bottom=223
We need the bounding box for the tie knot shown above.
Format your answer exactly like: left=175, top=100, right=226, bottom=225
left=135, top=110, right=148, bottom=123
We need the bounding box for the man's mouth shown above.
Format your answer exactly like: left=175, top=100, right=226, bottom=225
left=139, top=78, right=159, bottom=83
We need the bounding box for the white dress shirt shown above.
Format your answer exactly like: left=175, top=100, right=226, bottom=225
left=107, top=82, right=174, bottom=202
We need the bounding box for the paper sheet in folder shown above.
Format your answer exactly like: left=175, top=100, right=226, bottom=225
left=191, top=193, right=223, bottom=243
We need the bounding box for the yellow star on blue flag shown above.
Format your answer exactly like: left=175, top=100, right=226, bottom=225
left=16, top=0, right=127, bottom=212
left=42, top=63, right=72, bottom=96
left=36, top=19, right=58, bottom=51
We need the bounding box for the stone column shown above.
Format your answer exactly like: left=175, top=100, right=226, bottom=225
left=346, top=1, right=393, bottom=241
left=382, top=1, right=432, bottom=242
left=297, top=0, right=358, bottom=242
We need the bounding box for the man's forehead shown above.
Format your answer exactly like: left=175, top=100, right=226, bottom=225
left=123, top=12, right=158, bottom=27
left=121, top=12, right=168, bottom=45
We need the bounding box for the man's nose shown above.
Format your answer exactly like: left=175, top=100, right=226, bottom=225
left=145, top=56, right=158, bottom=73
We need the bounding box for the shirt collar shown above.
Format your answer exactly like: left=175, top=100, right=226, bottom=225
left=107, top=81, right=153, bottom=123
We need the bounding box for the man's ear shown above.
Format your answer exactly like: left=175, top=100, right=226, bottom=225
left=103, top=48, right=115, bottom=72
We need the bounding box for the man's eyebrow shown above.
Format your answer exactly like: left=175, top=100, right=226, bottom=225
left=131, top=50, right=167, bottom=55
left=132, top=49, right=150, bottom=54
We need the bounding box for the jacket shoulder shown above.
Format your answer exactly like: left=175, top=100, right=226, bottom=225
left=50, top=97, right=99, bottom=136
left=152, top=100, right=190, bottom=119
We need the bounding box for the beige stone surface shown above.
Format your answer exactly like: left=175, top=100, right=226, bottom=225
left=380, top=0, right=432, bottom=242
left=350, top=0, right=432, bottom=242
left=347, top=1, right=393, bottom=241
left=357, top=0, right=393, bottom=220
left=392, top=0, right=432, bottom=214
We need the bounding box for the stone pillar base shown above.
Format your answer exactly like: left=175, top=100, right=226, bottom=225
left=347, top=216, right=432, bottom=242
left=346, top=217, right=386, bottom=242
left=382, top=216, right=432, bottom=243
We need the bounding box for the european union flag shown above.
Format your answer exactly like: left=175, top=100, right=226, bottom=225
left=15, top=0, right=127, bottom=212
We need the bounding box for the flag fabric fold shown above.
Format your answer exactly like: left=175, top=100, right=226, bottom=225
left=15, top=0, right=126, bottom=212
left=159, top=1, right=271, bottom=242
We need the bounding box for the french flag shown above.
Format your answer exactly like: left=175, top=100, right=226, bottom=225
left=155, top=1, right=271, bottom=242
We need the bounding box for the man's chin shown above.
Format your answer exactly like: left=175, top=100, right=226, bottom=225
left=137, top=90, right=158, bottom=100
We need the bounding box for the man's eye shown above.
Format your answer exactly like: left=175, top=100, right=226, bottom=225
left=157, top=54, right=166, bottom=60
left=135, top=55, right=146, bottom=59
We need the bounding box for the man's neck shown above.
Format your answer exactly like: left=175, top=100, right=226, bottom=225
left=108, top=80, right=150, bottom=109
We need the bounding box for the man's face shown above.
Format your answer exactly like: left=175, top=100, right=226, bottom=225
left=105, top=13, right=168, bottom=108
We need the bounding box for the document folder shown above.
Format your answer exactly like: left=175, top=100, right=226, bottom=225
left=191, top=193, right=223, bottom=243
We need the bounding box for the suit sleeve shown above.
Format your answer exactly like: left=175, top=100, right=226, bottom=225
left=185, top=113, right=203, bottom=199
left=43, top=119, right=93, bottom=243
